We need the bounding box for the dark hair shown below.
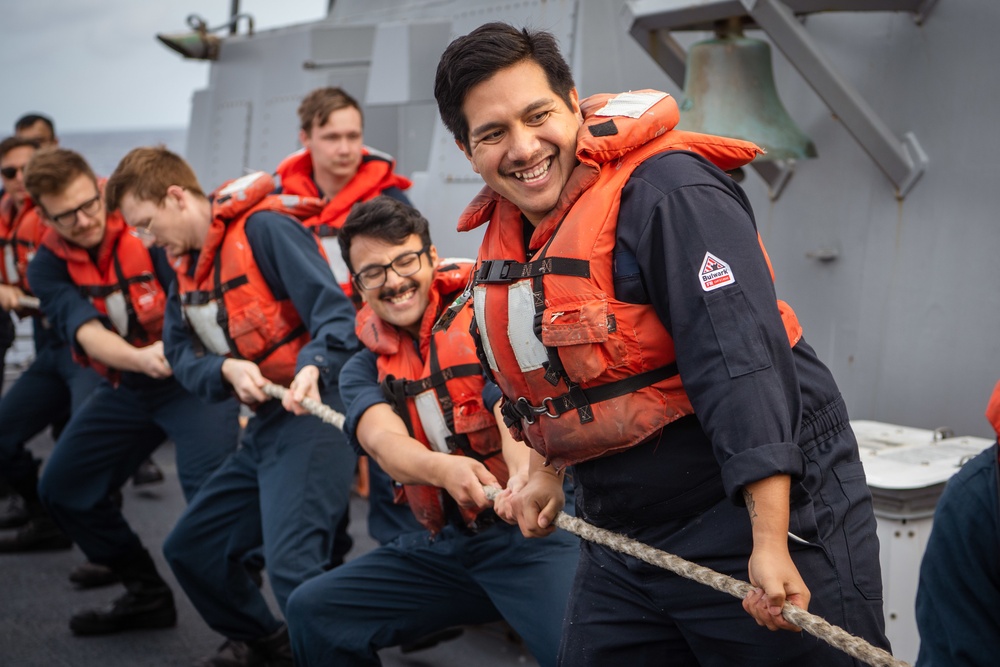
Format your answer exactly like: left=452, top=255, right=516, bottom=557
left=14, top=114, right=56, bottom=138
left=0, top=136, right=40, bottom=160
left=434, top=22, right=575, bottom=151
left=24, top=148, right=96, bottom=202
left=298, top=87, right=362, bottom=134
left=339, top=196, right=432, bottom=272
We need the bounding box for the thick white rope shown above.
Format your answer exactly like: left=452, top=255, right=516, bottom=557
left=261, top=382, right=345, bottom=430
left=267, top=382, right=909, bottom=667
left=492, top=489, right=910, bottom=667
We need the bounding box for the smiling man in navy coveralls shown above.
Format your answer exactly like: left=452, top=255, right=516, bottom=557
left=106, top=146, right=360, bottom=667
left=24, top=148, right=238, bottom=636
left=285, top=197, right=579, bottom=667
left=434, top=22, right=890, bottom=666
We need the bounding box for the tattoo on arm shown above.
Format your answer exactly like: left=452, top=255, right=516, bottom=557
left=743, top=488, right=757, bottom=525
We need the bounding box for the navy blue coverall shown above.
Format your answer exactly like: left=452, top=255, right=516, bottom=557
left=161, top=211, right=359, bottom=642
left=550, top=151, right=889, bottom=666
left=26, top=243, right=238, bottom=568
left=0, top=317, right=103, bottom=499
left=915, top=442, right=1000, bottom=666
left=285, top=347, right=580, bottom=667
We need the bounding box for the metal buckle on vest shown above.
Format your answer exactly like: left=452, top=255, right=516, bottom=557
left=514, top=396, right=559, bottom=424
left=477, top=260, right=514, bottom=284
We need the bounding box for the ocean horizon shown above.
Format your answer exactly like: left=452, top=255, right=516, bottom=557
left=59, top=127, right=188, bottom=179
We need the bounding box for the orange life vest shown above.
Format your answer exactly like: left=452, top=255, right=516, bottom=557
left=42, top=210, right=167, bottom=381
left=276, top=147, right=413, bottom=290
left=458, top=90, right=802, bottom=469
left=355, top=260, right=507, bottom=534
left=986, top=381, right=1000, bottom=438
left=0, top=194, right=43, bottom=290
left=174, top=171, right=326, bottom=388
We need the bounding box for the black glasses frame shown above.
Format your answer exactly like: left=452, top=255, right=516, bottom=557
left=352, top=245, right=431, bottom=290
left=0, top=165, right=25, bottom=179
left=44, top=194, right=103, bottom=229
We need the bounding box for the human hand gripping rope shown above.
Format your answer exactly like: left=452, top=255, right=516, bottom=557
left=262, top=381, right=910, bottom=667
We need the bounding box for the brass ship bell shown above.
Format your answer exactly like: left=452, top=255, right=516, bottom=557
left=677, top=19, right=817, bottom=162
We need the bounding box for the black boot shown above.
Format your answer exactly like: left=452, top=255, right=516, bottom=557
left=197, top=624, right=291, bottom=667
left=251, top=624, right=293, bottom=667
left=0, top=512, right=73, bottom=552
left=69, top=561, right=121, bottom=588
left=0, top=487, right=29, bottom=529
left=69, top=548, right=176, bottom=635
left=0, top=490, right=72, bottom=553
left=131, top=457, right=165, bottom=487
left=197, top=640, right=265, bottom=667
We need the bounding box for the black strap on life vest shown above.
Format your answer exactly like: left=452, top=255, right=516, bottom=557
left=78, top=237, right=157, bottom=344
left=379, top=373, right=416, bottom=438
left=79, top=275, right=156, bottom=300
left=501, top=362, right=679, bottom=427
left=13, top=237, right=34, bottom=252
left=475, top=257, right=590, bottom=284
left=198, top=250, right=307, bottom=367
left=379, top=361, right=482, bottom=445
left=476, top=227, right=677, bottom=426
left=227, top=244, right=310, bottom=360
left=379, top=334, right=497, bottom=462
left=250, top=323, right=308, bottom=366
left=110, top=249, right=150, bottom=343
left=468, top=313, right=498, bottom=388
left=179, top=253, right=253, bottom=359
left=427, top=337, right=499, bottom=463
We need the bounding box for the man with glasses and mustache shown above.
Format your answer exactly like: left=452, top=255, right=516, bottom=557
left=22, top=148, right=239, bottom=636
left=104, top=145, right=361, bottom=667
left=284, top=196, right=579, bottom=667
left=0, top=136, right=105, bottom=550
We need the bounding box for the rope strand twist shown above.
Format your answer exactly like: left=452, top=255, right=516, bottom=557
left=261, top=382, right=345, bottom=430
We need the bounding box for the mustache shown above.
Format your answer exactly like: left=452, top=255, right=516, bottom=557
left=379, top=279, right=419, bottom=300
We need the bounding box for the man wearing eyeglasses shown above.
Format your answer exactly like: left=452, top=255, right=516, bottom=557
left=104, top=146, right=361, bottom=666
left=284, top=196, right=579, bottom=666
left=22, top=148, right=239, bottom=636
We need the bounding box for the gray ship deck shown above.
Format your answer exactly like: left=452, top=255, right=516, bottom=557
left=0, top=399, right=538, bottom=666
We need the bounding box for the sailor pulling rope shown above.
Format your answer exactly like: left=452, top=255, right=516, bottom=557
left=261, top=381, right=910, bottom=667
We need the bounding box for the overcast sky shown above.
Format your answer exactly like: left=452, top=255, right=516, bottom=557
left=0, top=0, right=328, bottom=134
